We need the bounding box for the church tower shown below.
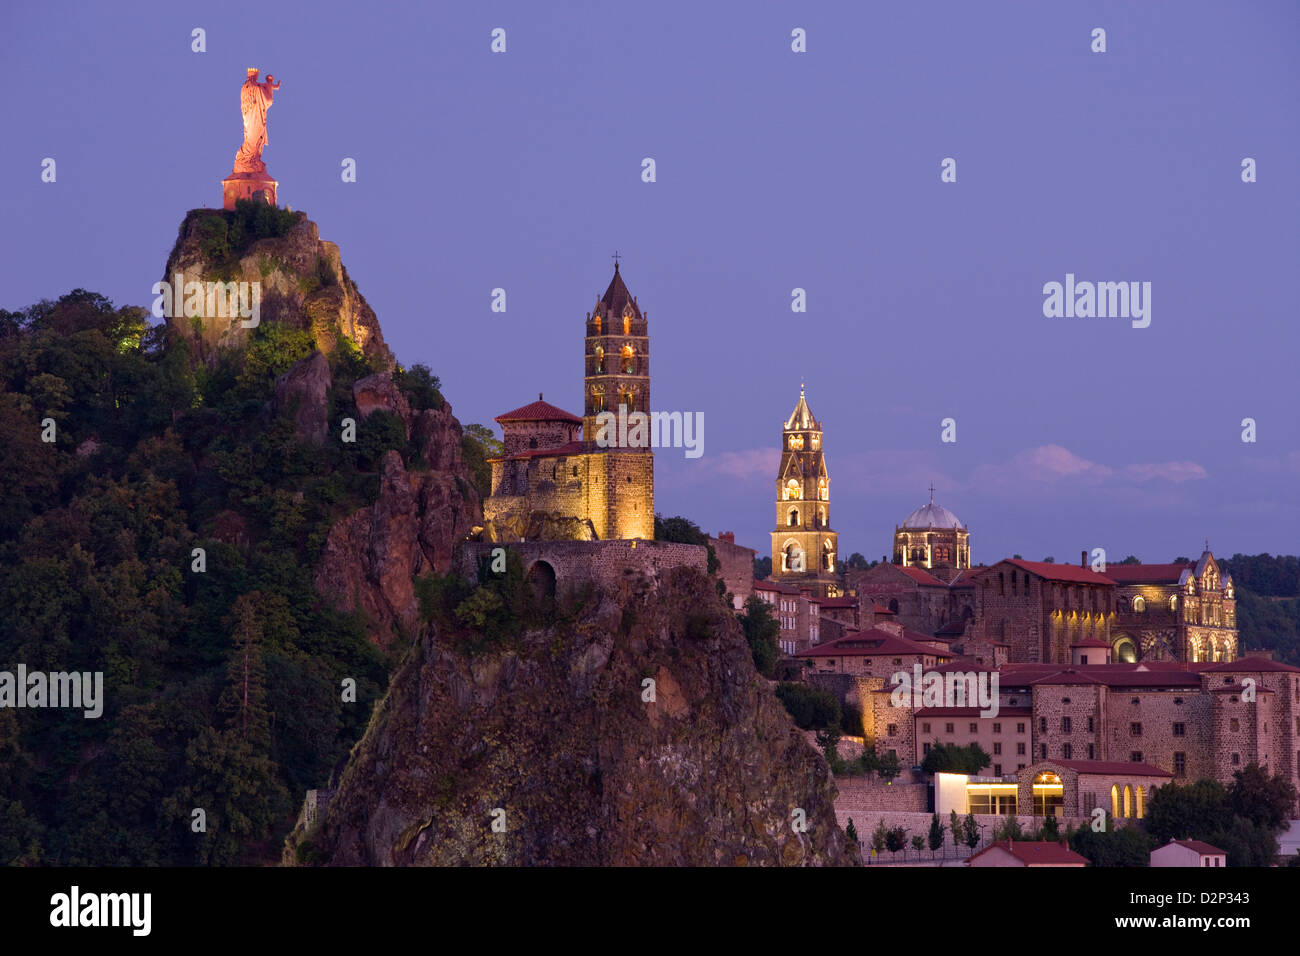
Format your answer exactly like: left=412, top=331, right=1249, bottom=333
left=580, top=261, right=654, bottom=539
left=771, top=386, right=840, bottom=596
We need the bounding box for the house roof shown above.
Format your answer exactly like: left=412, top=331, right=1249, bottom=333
left=1201, top=658, right=1300, bottom=674
left=1165, top=839, right=1226, bottom=856
left=1104, top=563, right=1193, bottom=585
left=897, top=566, right=947, bottom=587
left=802, top=628, right=953, bottom=659
left=999, top=559, right=1116, bottom=585
left=494, top=398, right=582, bottom=425
left=1053, top=759, right=1172, bottom=778
left=968, top=840, right=1087, bottom=866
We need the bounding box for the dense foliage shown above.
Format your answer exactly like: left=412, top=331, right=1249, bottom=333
left=0, top=290, right=422, bottom=865
left=1141, top=765, right=1295, bottom=866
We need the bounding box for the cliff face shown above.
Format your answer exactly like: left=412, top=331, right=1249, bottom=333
left=163, top=210, right=393, bottom=369
left=304, top=567, right=858, bottom=866
left=309, top=370, right=481, bottom=648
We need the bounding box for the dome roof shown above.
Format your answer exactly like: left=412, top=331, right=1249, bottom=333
left=901, top=502, right=964, bottom=530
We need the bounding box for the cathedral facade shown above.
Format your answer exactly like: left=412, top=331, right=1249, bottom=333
left=481, top=264, right=654, bottom=542
left=770, top=387, right=840, bottom=597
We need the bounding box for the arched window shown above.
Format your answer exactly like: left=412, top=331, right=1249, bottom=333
left=1122, top=785, right=1132, bottom=819
left=594, top=345, right=604, bottom=373
left=1111, top=785, right=1120, bottom=818
left=528, top=437, right=538, bottom=449
left=1170, top=595, right=1178, bottom=611
left=1133, top=596, right=1145, bottom=612
left=593, top=314, right=601, bottom=335
left=621, top=344, right=635, bottom=374
left=818, top=478, right=828, bottom=501
left=784, top=479, right=801, bottom=500
left=823, top=540, right=834, bottom=570
left=889, top=599, right=899, bottom=614
left=1135, top=785, right=1146, bottom=819
left=619, top=387, right=634, bottom=412
left=590, top=384, right=605, bottom=412
left=623, top=313, right=631, bottom=335
left=788, top=508, right=799, bottom=527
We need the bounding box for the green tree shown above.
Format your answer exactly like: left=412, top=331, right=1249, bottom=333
left=1227, top=762, right=1297, bottom=831
left=911, top=833, right=926, bottom=856
left=844, top=818, right=858, bottom=845
left=963, top=813, right=981, bottom=849
left=740, top=595, right=781, bottom=677
left=871, top=819, right=888, bottom=856
left=460, top=423, right=502, bottom=497
left=885, top=826, right=908, bottom=855
left=927, top=813, right=945, bottom=857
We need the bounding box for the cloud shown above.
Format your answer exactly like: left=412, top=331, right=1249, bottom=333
left=970, top=444, right=1205, bottom=491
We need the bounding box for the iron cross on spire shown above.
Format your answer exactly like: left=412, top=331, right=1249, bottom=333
left=611, top=250, right=622, bottom=269
left=929, top=483, right=935, bottom=505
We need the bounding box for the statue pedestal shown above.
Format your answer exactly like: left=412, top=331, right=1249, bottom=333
left=222, top=170, right=278, bottom=210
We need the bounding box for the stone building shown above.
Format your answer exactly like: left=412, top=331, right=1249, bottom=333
left=709, top=531, right=756, bottom=610
left=770, top=386, right=840, bottom=597
left=1107, top=551, right=1237, bottom=663
left=968, top=558, right=1115, bottom=665
left=481, top=264, right=654, bottom=542
left=892, top=487, right=971, bottom=571
left=860, top=654, right=1300, bottom=817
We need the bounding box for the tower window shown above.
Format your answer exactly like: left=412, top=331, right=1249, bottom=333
left=623, top=313, right=631, bottom=335
left=788, top=508, right=799, bottom=527
left=621, top=344, right=634, bottom=374
left=594, top=345, right=604, bottom=373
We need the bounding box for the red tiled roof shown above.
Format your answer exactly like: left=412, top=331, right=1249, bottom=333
left=1028, top=669, right=1106, bottom=686
left=969, top=841, right=1087, bottom=866
left=999, top=559, right=1116, bottom=586
left=1054, top=759, right=1172, bottom=777
left=898, top=566, right=946, bottom=587
left=1104, top=563, right=1192, bottom=585
left=803, top=628, right=954, bottom=659
left=915, top=707, right=1033, bottom=717
left=1201, top=658, right=1300, bottom=674
left=1167, top=839, right=1225, bottom=856
left=494, top=399, right=582, bottom=424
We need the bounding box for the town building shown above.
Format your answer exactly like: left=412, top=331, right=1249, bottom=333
left=893, top=487, right=971, bottom=571
left=770, top=386, right=840, bottom=597
left=480, top=263, right=654, bottom=542
left=1150, top=839, right=1227, bottom=867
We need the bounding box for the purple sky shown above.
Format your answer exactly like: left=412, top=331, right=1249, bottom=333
left=3, top=1, right=1297, bottom=565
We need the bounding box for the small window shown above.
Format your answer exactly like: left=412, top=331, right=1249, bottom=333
left=945, top=723, right=954, bottom=734
left=1174, top=752, right=1186, bottom=776
left=887, top=724, right=898, bottom=736
left=1130, top=722, right=1142, bottom=737
left=1232, top=753, right=1240, bottom=765
left=1062, top=717, right=1072, bottom=733
left=1230, top=718, right=1240, bottom=732
left=1017, top=722, right=1026, bottom=734
left=994, top=764, right=1002, bottom=776
left=993, top=743, right=1002, bottom=755
left=1017, top=743, right=1025, bottom=755
left=1063, top=744, right=1073, bottom=759
left=921, top=723, right=931, bottom=733
left=1040, top=744, right=1047, bottom=759
left=969, top=722, right=978, bottom=733
left=1130, top=752, right=1143, bottom=762
left=1173, top=722, right=1185, bottom=737
left=993, top=723, right=1001, bottom=733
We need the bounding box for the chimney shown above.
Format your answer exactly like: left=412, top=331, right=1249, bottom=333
left=1081, top=550, right=1087, bottom=568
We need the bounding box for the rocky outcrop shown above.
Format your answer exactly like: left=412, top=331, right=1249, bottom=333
left=274, top=350, right=330, bottom=444
left=300, top=567, right=859, bottom=866
left=312, top=372, right=482, bottom=647
left=163, top=210, right=393, bottom=369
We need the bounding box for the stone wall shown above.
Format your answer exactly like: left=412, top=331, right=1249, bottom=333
left=709, top=533, right=756, bottom=610
left=459, top=539, right=706, bottom=597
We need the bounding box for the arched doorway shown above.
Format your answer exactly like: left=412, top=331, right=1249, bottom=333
left=526, top=560, right=557, bottom=602
left=1113, top=635, right=1138, bottom=663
